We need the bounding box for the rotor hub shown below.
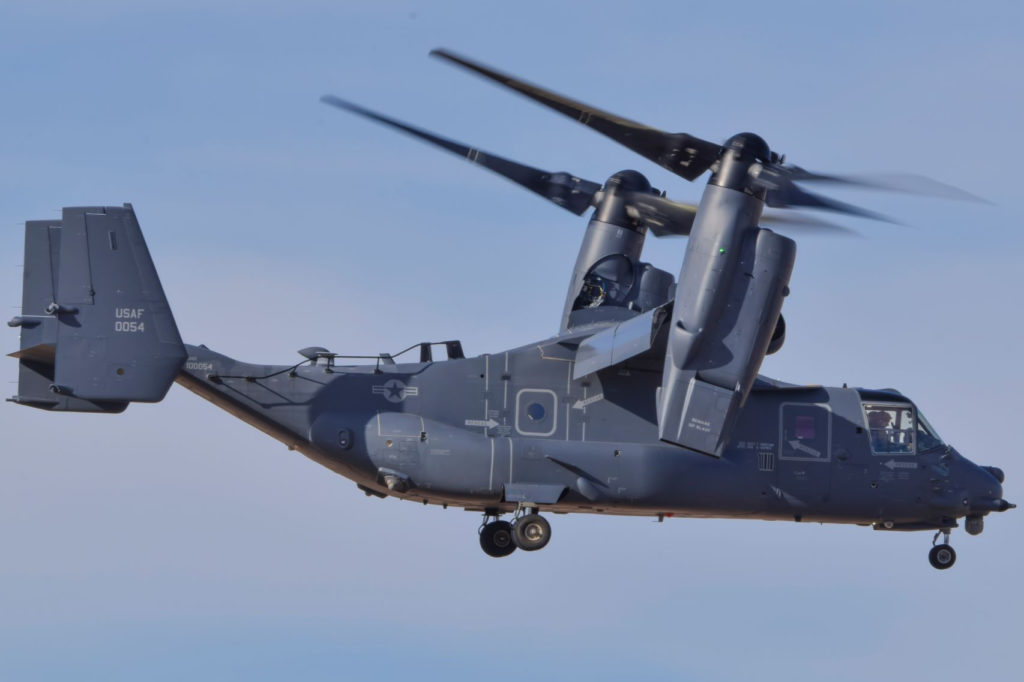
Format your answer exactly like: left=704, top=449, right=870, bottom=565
left=724, top=133, right=772, bottom=164
left=605, top=169, right=652, bottom=193
left=711, top=133, right=772, bottom=195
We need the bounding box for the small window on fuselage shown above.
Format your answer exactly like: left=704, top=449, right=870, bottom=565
left=863, top=403, right=915, bottom=455
left=779, top=403, right=831, bottom=461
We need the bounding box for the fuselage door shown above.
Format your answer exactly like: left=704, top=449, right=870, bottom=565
left=775, top=402, right=833, bottom=512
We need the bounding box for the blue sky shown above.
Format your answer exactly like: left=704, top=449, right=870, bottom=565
left=1, top=2, right=1022, bottom=680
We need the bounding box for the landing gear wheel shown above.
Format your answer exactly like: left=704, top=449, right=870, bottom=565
left=928, top=543, right=956, bottom=570
left=479, top=520, right=516, bottom=558
left=512, top=513, right=551, bottom=551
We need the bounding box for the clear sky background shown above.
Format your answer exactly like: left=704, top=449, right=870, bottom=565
left=1, top=1, right=1022, bottom=680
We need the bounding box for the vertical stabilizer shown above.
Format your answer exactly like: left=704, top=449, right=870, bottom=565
left=8, top=205, right=186, bottom=411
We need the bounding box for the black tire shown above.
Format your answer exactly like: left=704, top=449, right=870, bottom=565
left=928, top=543, right=957, bottom=570
left=479, top=521, right=516, bottom=558
left=512, top=513, right=551, bottom=551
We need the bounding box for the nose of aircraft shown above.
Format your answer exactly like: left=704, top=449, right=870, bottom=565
left=967, top=464, right=1014, bottom=514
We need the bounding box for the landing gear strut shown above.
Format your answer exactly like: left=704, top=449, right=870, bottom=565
left=928, top=529, right=956, bottom=570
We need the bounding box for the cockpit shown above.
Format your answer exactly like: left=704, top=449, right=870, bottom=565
left=861, top=401, right=944, bottom=455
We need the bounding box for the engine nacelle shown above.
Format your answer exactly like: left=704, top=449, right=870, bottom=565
left=657, top=183, right=796, bottom=456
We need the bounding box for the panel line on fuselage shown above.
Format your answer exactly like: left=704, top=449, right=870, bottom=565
left=483, top=354, right=490, bottom=434
left=582, top=383, right=587, bottom=442
left=503, top=352, right=509, bottom=411
left=565, top=360, right=571, bottom=441
left=489, top=437, right=495, bottom=490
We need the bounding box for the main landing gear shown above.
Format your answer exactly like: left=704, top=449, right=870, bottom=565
left=479, top=519, right=515, bottom=557
left=478, top=507, right=552, bottom=558
left=928, top=529, right=957, bottom=570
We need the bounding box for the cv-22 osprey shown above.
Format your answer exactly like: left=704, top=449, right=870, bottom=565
left=7, top=50, right=1012, bottom=569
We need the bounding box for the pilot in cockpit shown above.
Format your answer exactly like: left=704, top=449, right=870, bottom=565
left=868, top=410, right=893, bottom=451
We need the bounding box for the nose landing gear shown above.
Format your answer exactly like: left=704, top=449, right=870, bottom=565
left=928, top=529, right=957, bottom=570
left=478, top=506, right=553, bottom=557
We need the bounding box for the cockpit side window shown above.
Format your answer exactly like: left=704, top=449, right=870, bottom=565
left=862, top=403, right=916, bottom=455
left=915, top=411, right=945, bottom=452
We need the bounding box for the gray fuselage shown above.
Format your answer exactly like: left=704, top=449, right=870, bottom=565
left=176, top=339, right=1001, bottom=529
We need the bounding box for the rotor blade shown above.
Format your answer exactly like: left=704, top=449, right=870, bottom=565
left=320, top=95, right=601, bottom=215
left=757, top=165, right=986, bottom=202
left=763, top=180, right=895, bottom=223
left=430, top=49, right=722, bottom=182
left=759, top=211, right=861, bottom=237
left=623, top=193, right=699, bottom=237
left=627, top=196, right=859, bottom=238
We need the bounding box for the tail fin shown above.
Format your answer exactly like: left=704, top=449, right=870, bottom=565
left=8, top=204, right=186, bottom=412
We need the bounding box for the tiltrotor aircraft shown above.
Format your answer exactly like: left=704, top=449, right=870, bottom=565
left=8, top=50, right=1013, bottom=569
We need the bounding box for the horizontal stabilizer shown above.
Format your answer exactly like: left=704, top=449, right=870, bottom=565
left=8, top=205, right=185, bottom=411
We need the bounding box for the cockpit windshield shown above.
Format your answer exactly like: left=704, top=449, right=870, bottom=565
left=862, top=402, right=944, bottom=455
